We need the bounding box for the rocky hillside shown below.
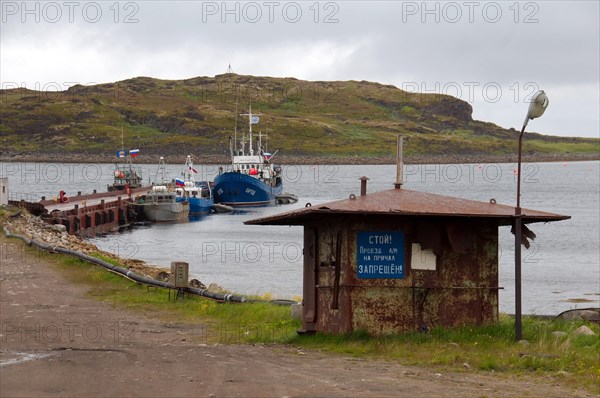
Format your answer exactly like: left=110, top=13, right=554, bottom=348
left=1, top=74, right=597, bottom=163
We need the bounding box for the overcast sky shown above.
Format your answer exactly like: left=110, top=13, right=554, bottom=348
left=1, top=1, right=598, bottom=138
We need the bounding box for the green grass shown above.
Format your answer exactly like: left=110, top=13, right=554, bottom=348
left=289, top=316, right=600, bottom=392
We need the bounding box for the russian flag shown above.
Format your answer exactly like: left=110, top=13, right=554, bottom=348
left=130, top=149, right=140, bottom=157
left=175, top=178, right=185, bottom=187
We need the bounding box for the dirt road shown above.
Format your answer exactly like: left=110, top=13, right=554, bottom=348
left=0, top=235, right=592, bottom=397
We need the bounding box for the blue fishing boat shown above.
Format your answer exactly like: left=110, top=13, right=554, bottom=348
left=213, top=107, right=283, bottom=207
left=175, top=155, right=214, bottom=215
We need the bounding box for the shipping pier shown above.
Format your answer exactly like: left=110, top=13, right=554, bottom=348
left=9, top=186, right=151, bottom=237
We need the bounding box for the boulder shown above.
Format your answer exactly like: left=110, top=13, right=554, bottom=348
left=189, top=279, right=206, bottom=289
left=573, top=325, right=596, bottom=336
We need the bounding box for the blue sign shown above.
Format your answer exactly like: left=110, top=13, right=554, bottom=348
left=357, top=231, right=405, bottom=279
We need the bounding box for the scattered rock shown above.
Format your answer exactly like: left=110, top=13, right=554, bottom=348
left=189, top=279, right=206, bottom=289
left=517, top=340, right=530, bottom=346
left=207, top=283, right=229, bottom=294
left=462, top=363, right=471, bottom=369
left=449, top=342, right=459, bottom=348
left=155, top=271, right=170, bottom=282
left=51, top=224, right=67, bottom=232
left=573, top=325, right=596, bottom=336
left=552, top=331, right=568, bottom=338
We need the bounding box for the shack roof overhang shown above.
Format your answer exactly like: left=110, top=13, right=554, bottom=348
left=245, top=188, right=570, bottom=226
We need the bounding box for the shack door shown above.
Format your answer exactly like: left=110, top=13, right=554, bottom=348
left=302, top=227, right=317, bottom=331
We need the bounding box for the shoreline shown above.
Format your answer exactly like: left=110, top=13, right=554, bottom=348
left=1, top=152, right=598, bottom=165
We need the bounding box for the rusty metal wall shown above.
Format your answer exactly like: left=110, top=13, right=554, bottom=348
left=306, top=215, right=499, bottom=335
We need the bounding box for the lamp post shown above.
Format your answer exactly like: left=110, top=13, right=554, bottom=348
left=515, top=90, right=549, bottom=341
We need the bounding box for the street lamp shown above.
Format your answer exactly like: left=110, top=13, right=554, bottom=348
left=515, top=90, right=549, bottom=341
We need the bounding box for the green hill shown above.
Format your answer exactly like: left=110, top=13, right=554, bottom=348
left=1, top=74, right=598, bottom=163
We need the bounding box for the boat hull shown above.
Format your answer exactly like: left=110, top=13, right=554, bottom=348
left=143, top=203, right=189, bottom=222
left=188, top=197, right=214, bottom=215
left=213, top=172, right=283, bottom=206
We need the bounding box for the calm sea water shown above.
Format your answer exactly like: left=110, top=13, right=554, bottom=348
left=2, top=160, right=599, bottom=315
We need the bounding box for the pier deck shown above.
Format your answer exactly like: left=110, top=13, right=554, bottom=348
left=11, top=186, right=151, bottom=237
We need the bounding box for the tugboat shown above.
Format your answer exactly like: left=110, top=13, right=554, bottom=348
left=213, top=107, right=283, bottom=206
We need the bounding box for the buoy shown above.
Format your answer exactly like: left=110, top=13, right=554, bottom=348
left=61, top=195, right=69, bottom=203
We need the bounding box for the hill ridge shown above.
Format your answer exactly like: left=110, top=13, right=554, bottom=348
left=1, top=74, right=598, bottom=161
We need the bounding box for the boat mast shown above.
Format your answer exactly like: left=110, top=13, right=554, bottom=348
left=248, top=105, right=254, bottom=156
left=233, top=98, right=238, bottom=158
left=241, top=106, right=258, bottom=156
left=185, top=155, right=195, bottom=184
left=155, top=156, right=167, bottom=185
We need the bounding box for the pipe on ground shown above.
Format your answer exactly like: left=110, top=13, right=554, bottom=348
left=3, top=226, right=246, bottom=303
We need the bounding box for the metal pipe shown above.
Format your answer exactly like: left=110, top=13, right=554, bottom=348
left=395, top=135, right=403, bottom=189
left=3, top=226, right=246, bottom=302
left=514, top=124, right=526, bottom=341
left=359, top=176, right=369, bottom=196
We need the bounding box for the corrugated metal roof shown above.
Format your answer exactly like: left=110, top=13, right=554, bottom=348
left=245, top=188, right=570, bottom=226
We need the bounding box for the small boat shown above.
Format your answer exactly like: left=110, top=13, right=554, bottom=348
left=213, top=107, right=283, bottom=206
left=108, top=148, right=143, bottom=192
left=175, top=155, right=214, bottom=215
left=142, top=185, right=189, bottom=222
left=140, top=158, right=189, bottom=222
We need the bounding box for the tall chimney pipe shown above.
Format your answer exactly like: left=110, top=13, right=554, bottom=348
left=360, top=176, right=369, bottom=196
left=395, top=135, right=403, bottom=189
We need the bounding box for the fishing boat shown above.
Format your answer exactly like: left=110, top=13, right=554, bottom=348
left=213, top=107, right=283, bottom=206
left=175, top=155, right=214, bottom=215
left=140, top=157, right=189, bottom=222
left=108, top=148, right=143, bottom=192
left=142, top=186, right=190, bottom=222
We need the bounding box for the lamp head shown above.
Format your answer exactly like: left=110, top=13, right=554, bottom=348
left=523, top=90, right=549, bottom=128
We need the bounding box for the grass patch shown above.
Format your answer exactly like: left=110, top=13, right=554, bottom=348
left=289, top=316, right=600, bottom=392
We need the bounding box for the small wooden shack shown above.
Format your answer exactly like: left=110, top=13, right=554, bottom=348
left=246, top=184, right=569, bottom=335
